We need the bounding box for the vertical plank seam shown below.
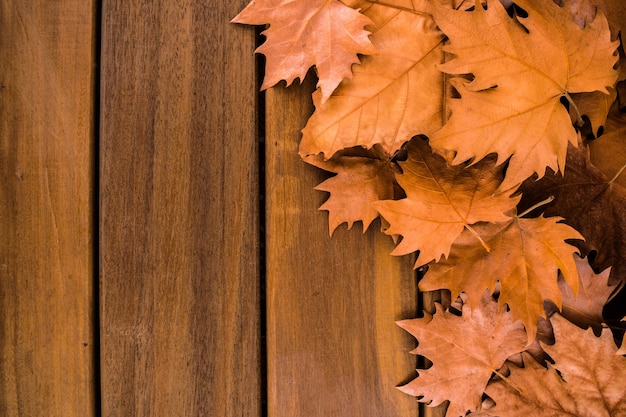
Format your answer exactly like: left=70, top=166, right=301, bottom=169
left=256, top=26, right=269, bottom=417
left=93, top=0, right=103, bottom=415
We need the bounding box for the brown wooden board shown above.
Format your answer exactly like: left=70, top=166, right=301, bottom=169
left=0, top=1, right=97, bottom=416
left=265, top=78, right=420, bottom=417
left=99, top=1, right=260, bottom=415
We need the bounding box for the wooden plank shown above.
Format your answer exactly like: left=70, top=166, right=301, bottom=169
left=0, top=1, right=97, bottom=416
left=99, top=1, right=260, bottom=415
left=265, top=79, right=420, bottom=417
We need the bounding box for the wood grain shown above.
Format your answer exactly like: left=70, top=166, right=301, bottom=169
left=99, top=1, right=260, bottom=415
left=265, top=78, right=420, bottom=417
left=0, top=1, right=97, bottom=416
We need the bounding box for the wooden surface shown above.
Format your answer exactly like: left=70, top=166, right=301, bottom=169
left=265, top=78, right=420, bottom=417
left=99, top=1, right=260, bottom=416
left=0, top=1, right=97, bottom=416
left=0, top=1, right=453, bottom=415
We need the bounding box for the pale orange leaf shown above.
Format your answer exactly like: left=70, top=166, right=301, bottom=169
left=232, top=0, right=376, bottom=102
left=477, top=315, right=626, bottom=416
left=298, top=5, right=444, bottom=158
left=373, top=138, right=518, bottom=267
left=397, top=292, right=527, bottom=417
left=420, top=216, right=583, bottom=342
left=554, top=255, right=615, bottom=332
left=303, top=147, right=397, bottom=233
left=428, top=0, right=618, bottom=190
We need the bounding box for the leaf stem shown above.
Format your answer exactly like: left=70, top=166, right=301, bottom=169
left=465, top=224, right=490, bottom=253
left=493, top=368, right=525, bottom=395
left=609, top=161, right=626, bottom=185
left=564, top=92, right=584, bottom=127
left=517, top=196, right=555, bottom=218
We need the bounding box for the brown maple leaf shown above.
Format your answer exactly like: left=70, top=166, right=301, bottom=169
left=589, top=103, right=626, bottom=188
left=397, top=291, right=527, bottom=417
left=518, top=144, right=626, bottom=286
left=232, top=0, right=376, bottom=103
left=303, top=146, right=398, bottom=234
left=373, top=138, right=518, bottom=267
left=298, top=5, right=444, bottom=158
left=428, top=0, right=619, bottom=190
left=549, top=255, right=616, bottom=333
left=475, top=314, right=626, bottom=416
left=420, top=216, right=582, bottom=342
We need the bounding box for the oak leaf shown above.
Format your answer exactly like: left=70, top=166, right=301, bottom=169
left=518, top=144, right=626, bottom=286
left=232, top=0, right=376, bottom=103
left=428, top=0, right=619, bottom=190
left=420, top=216, right=583, bottom=342
left=397, top=292, right=527, bottom=417
left=476, top=314, right=626, bottom=416
left=303, top=146, right=397, bottom=233
left=373, top=138, right=518, bottom=267
left=298, top=5, right=444, bottom=158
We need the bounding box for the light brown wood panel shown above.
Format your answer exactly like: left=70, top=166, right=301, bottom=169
left=265, top=79, right=420, bottom=417
left=99, top=1, right=260, bottom=415
left=0, top=1, right=97, bottom=416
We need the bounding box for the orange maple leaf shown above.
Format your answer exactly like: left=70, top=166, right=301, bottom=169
left=298, top=5, right=444, bottom=158
left=518, top=144, right=626, bottom=287
left=303, top=146, right=397, bottom=234
left=397, top=292, right=527, bottom=417
left=428, top=0, right=618, bottom=190
left=373, top=138, right=518, bottom=267
left=475, top=314, right=626, bottom=416
left=420, top=216, right=583, bottom=342
left=232, top=0, right=376, bottom=103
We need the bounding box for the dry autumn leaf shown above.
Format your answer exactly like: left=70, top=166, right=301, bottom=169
left=232, top=0, right=376, bottom=103
left=551, top=255, right=615, bottom=332
left=428, top=0, right=618, bottom=190
left=596, top=0, right=626, bottom=41
left=233, top=2, right=626, bottom=415
left=373, top=138, right=518, bottom=267
left=589, top=103, right=626, bottom=188
left=420, top=216, right=582, bottom=342
left=397, top=291, right=527, bottom=417
left=518, top=144, right=626, bottom=286
left=475, top=314, right=626, bottom=416
left=303, top=146, right=398, bottom=233
left=570, top=88, right=616, bottom=139
left=298, top=5, right=444, bottom=158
